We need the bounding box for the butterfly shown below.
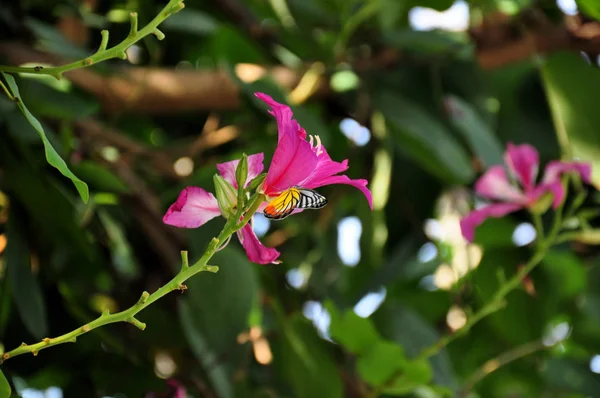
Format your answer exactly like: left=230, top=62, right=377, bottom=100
left=263, top=187, right=328, bottom=220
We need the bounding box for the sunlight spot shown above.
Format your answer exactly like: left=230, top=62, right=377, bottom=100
left=446, top=305, right=467, bottom=331
left=46, top=388, right=63, bottom=398
left=235, top=63, right=266, bottom=83
left=173, top=157, right=194, bottom=177
left=337, top=216, right=362, bottom=267
left=339, top=118, right=371, bottom=146
left=154, top=351, right=177, bottom=379
left=434, top=264, right=455, bottom=290
left=419, top=275, right=438, bottom=291
left=424, top=219, right=443, bottom=240
left=252, top=213, right=271, bottom=237
left=409, top=1, right=469, bottom=32
left=101, top=146, right=120, bottom=163
left=22, top=388, right=63, bottom=398
left=331, top=70, right=360, bottom=92
left=354, top=287, right=387, bottom=318
left=21, top=390, right=45, bottom=398
left=512, top=222, right=536, bottom=246
left=543, top=321, right=571, bottom=347
left=126, top=45, right=142, bottom=64
left=286, top=268, right=307, bottom=289
left=557, top=0, right=578, bottom=15
left=302, top=301, right=331, bottom=339
left=418, top=242, right=438, bottom=263
left=590, top=355, right=600, bottom=374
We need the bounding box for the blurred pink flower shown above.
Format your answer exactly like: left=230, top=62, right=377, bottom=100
left=163, top=153, right=280, bottom=265
left=460, top=143, right=591, bottom=241
left=254, top=92, right=372, bottom=209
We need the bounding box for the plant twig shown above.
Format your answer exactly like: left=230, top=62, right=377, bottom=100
left=459, top=340, right=548, bottom=396
left=366, top=185, right=584, bottom=397
left=0, top=0, right=185, bottom=79
left=0, top=194, right=265, bottom=363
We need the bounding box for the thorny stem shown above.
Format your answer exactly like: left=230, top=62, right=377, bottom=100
left=0, top=0, right=184, bottom=80
left=0, top=194, right=265, bottom=363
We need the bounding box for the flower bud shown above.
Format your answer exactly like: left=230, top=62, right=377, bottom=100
left=213, top=174, right=237, bottom=219
left=247, top=173, right=267, bottom=193
left=236, top=154, right=248, bottom=190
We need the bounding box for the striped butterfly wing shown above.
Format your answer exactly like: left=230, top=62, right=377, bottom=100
left=297, top=188, right=328, bottom=210
left=263, top=188, right=328, bottom=220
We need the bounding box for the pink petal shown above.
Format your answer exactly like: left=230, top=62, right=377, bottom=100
left=162, top=187, right=221, bottom=228
left=304, top=175, right=373, bottom=210
left=460, top=203, right=524, bottom=242
left=255, top=92, right=296, bottom=140
left=217, top=153, right=265, bottom=188
left=504, top=143, right=540, bottom=192
left=475, top=165, right=527, bottom=203
left=263, top=117, right=318, bottom=195
left=299, top=147, right=349, bottom=187
left=237, top=224, right=280, bottom=264
left=541, top=160, right=592, bottom=185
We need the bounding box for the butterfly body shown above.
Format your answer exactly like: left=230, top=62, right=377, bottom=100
left=263, top=187, right=328, bottom=220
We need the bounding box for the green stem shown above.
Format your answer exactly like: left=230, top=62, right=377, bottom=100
left=459, top=339, right=547, bottom=396
left=0, top=78, right=16, bottom=101
left=0, top=194, right=265, bottom=363
left=367, top=193, right=577, bottom=397
left=0, top=0, right=185, bottom=79
left=415, top=248, right=549, bottom=361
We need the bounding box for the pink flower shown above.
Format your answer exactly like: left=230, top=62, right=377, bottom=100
left=163, top=153, right=280, bottom=265
left=460, top=143, right=591, bottom=241
left=254, top=92, right=373, bottom=209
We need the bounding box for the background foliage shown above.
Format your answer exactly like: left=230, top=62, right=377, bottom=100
left=2, top=0, right=600, bottom=397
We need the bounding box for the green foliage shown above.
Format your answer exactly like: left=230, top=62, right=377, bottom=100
left=542, top=52, right=600, bottom=186
left=0, top=369, right=10, bottom=398
left=5, top=205, right=48, bottom=339
left=374, top=90, right=474, bottom=184
left=1, top=0, right=600, bottom=397
left=275, top=314, right=343, bottom=398
left=1, top=73, right=89, bottom=202
left=327, top=301, right=379, bottom=354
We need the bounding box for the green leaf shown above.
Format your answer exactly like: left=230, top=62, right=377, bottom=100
left=541, top=52, right=600, bottom=188
left=0, top=369, right=10, bottom=398
left=161, top=8, right=219, bottom=35
left=5, top=204, right=48, bottom=339
left=577, top=0, right=600, bottom=20
left=1, top=72, right=89, bottom=202
left=372, top=302, right=457, bottom=390
left=357, top=340, right=432, bottom=395
left=326, top=301, right=380, bottom=354
left=374, top=91, right=474, bottom=184
left=71, top=161, right=130, bottom=194
left=275, top=314, right=343, bottom=398
left=542, top=358, right=600, bottom=395
left=541, top=250, right=586, bottom=300
left=444, top=95, right=504, bottom=168
left=178, top=248, right=259, bottom=398
left=19, top=80, right=99, bottom=120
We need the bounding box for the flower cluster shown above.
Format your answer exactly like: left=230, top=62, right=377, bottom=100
left=163, top=93, right=372, bottom=264
left=460, top=143, right=591, bottom=241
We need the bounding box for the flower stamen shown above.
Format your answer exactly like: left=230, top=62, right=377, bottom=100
left=308, top=134, right=323, bottom=156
